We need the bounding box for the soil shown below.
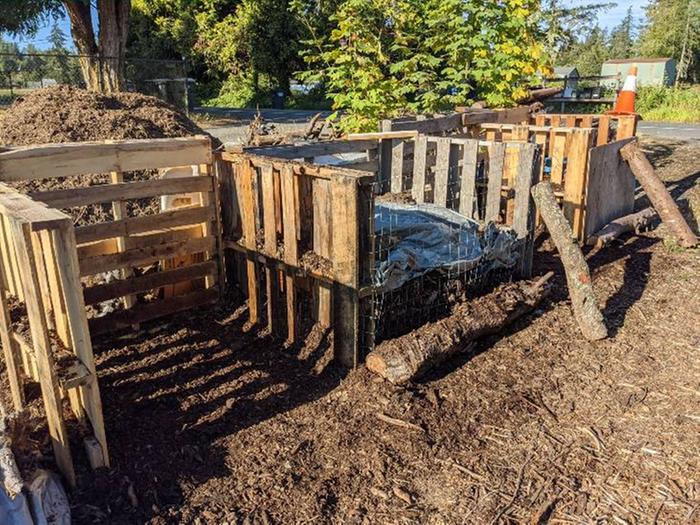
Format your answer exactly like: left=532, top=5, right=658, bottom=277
left=0, top=86, right=212, bottom=147
left=1, top=137, right=699, bottom=524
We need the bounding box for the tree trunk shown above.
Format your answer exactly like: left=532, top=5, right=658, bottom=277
left=366, top=275, right=552, bottom=385
left=531, top=182, right=608, bottom=341
left=620, top=141, right=698, bottom=248
left=64, top=0, right=131, bottom=93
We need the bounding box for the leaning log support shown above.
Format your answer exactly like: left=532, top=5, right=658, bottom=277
left=620, top=141, right=698, bottom=248
left=366, top=274, right=552, bottom=385
left=531, top=182, right=608, bottom=341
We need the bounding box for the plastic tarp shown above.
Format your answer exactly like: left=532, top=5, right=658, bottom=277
left=374, top=202, right=519, bottom=292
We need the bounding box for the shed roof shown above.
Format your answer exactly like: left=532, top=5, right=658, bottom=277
left=603, top=57, right=673, bottom=65
left=553, top=66, right=578, bottom=77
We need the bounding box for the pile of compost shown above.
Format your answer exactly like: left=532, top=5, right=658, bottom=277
left=0, top=86, right=218, bottom=227
left=0, top=85, right=211, bottom=146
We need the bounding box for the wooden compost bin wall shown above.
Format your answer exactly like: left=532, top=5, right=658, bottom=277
left=380, top=111, right=638, bottom=241
left=218, top=141, right=377, bottom=368
left=217, top=134, right=540, bottom=362
left=371, top=133, right=539, bottom=271
left=0, top=136, right=222, bottom=485
left=0, top=185, right=107, bottom=488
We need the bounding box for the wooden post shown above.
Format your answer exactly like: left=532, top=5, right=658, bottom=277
left=239, top=160, right=260, bottom=324
left=331, top=173, right=362, bottom=368
left=52, top=223, right=109, bottom=468
left=11, top=219, right=75, bottom=486
left=616, top=115, right=638, bottom=139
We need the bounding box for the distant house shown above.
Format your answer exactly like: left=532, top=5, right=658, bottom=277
left=553, top=66, right=579, bottom=98
left=601, top=58, right=676, bottom=87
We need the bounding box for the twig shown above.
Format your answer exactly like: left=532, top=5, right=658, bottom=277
left=375, top=412, right=425, bottom=433
left=491, top=454, right=532, bottom=524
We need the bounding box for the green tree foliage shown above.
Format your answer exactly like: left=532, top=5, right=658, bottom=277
left=302, top=0, right=549, bottom=131
left=638, top=0, right=700, bottom=82
left=608, top=7, right=635, bottom=60
left=0, top=0, right=64, bottom=35
left=539, top=0, right=613, bottom=59
left=557, top=26, right=610, bottom=77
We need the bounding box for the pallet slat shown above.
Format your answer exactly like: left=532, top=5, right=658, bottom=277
left=485, top=143, right=506, bottom=223
left=75, top=204, right=213, bottom=245
left=0, top=136, right=212, bottom=181
left=29, top=176, right=214, bottom=208
left=83, top=260, right=216, bottom=306
left=79, top=235, right=215, bottom=276
left=89, top=288, right=219, bottom=335
left=433, top=138, right=451, bottom=206
left=458, top=140, right=479, bottom=218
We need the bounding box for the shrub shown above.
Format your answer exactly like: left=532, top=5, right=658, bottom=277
left=635, top=85, right=700, bottom=123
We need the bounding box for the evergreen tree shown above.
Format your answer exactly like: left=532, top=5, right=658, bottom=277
left=638, top=0, right=700, bottom=83
left=608, top=7, right=635, bottom=60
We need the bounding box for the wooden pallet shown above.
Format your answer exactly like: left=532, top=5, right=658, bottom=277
left=218, top=134, right=539, bottom=366
left=0, top=136, right=222, bottom=485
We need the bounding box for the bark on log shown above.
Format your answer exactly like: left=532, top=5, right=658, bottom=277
left=366, top=274, right=552, bottom=384
left=531, top=182, right=608, bottom=341
left=0, top=408, right=24, bottom=498
left=586, top=207, right=657, bottom=248
left=621, top=141, right=698, bottom=248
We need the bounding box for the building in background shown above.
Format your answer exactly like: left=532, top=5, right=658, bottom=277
left=552, top=66, right=579, bottom=98
left=601, top=58, right=676, bottom=88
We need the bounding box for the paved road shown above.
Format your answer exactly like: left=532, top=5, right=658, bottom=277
left=636, top=121, right=700, bottom=141
left=199, top=107, right=700, bottom=143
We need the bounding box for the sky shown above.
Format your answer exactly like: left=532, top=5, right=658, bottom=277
left=7, top=1, right=650, bottom=52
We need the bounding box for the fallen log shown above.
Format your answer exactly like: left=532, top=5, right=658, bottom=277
left=586, top=207, right=657, bottom=248
left=620, top=141, right=698, bottom=248
left=531, top=182, right=608, bottom=341
left=366, top=273, right=552, bottom=384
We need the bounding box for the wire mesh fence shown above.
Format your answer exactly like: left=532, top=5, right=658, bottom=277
left=0, top=52, right=190, bottom=111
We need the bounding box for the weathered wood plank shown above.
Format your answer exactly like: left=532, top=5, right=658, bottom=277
left=30, top=176, right=214, bottom=208
left=433, top=138, right=451, bottom=207
left=11, top=220, right=75, bottom=486
left=313, top=179, right=332, bottom=326
left=562, top=129, right=593, bottom=238
left=485, top=143, right=506, bottom=223
left=79, top=235, right=215, bottom=276
left=83, top=261, right=216, bottom=306
left=458, top=139, right=479, bottom=218
left=281, top=165, right=298, bottom=343
left=331, top=173, right=361, bottom=368
left=0, top=136, right=212, bottom=181
left=584, top=138, right=636, bottom=240
left=89, top=288, right=219, bottom=335
left=390, top=139, right=405, bottom=193
left=52, top=223, right=109, bottom=469
left=0, top=253, right=24, bottom=409
left=512, top=143, right=538, bottom=277
left=411, top=136, right=428, bottom=203
left=75, top=204, right=213, bottom=245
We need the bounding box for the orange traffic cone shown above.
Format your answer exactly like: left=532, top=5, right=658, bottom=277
left=608, top=66, right=638, bottom=115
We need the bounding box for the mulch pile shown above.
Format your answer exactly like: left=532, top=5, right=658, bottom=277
left=0, top=85, right=210, bottom=146
left=0, top=86, right=218, bottom=227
